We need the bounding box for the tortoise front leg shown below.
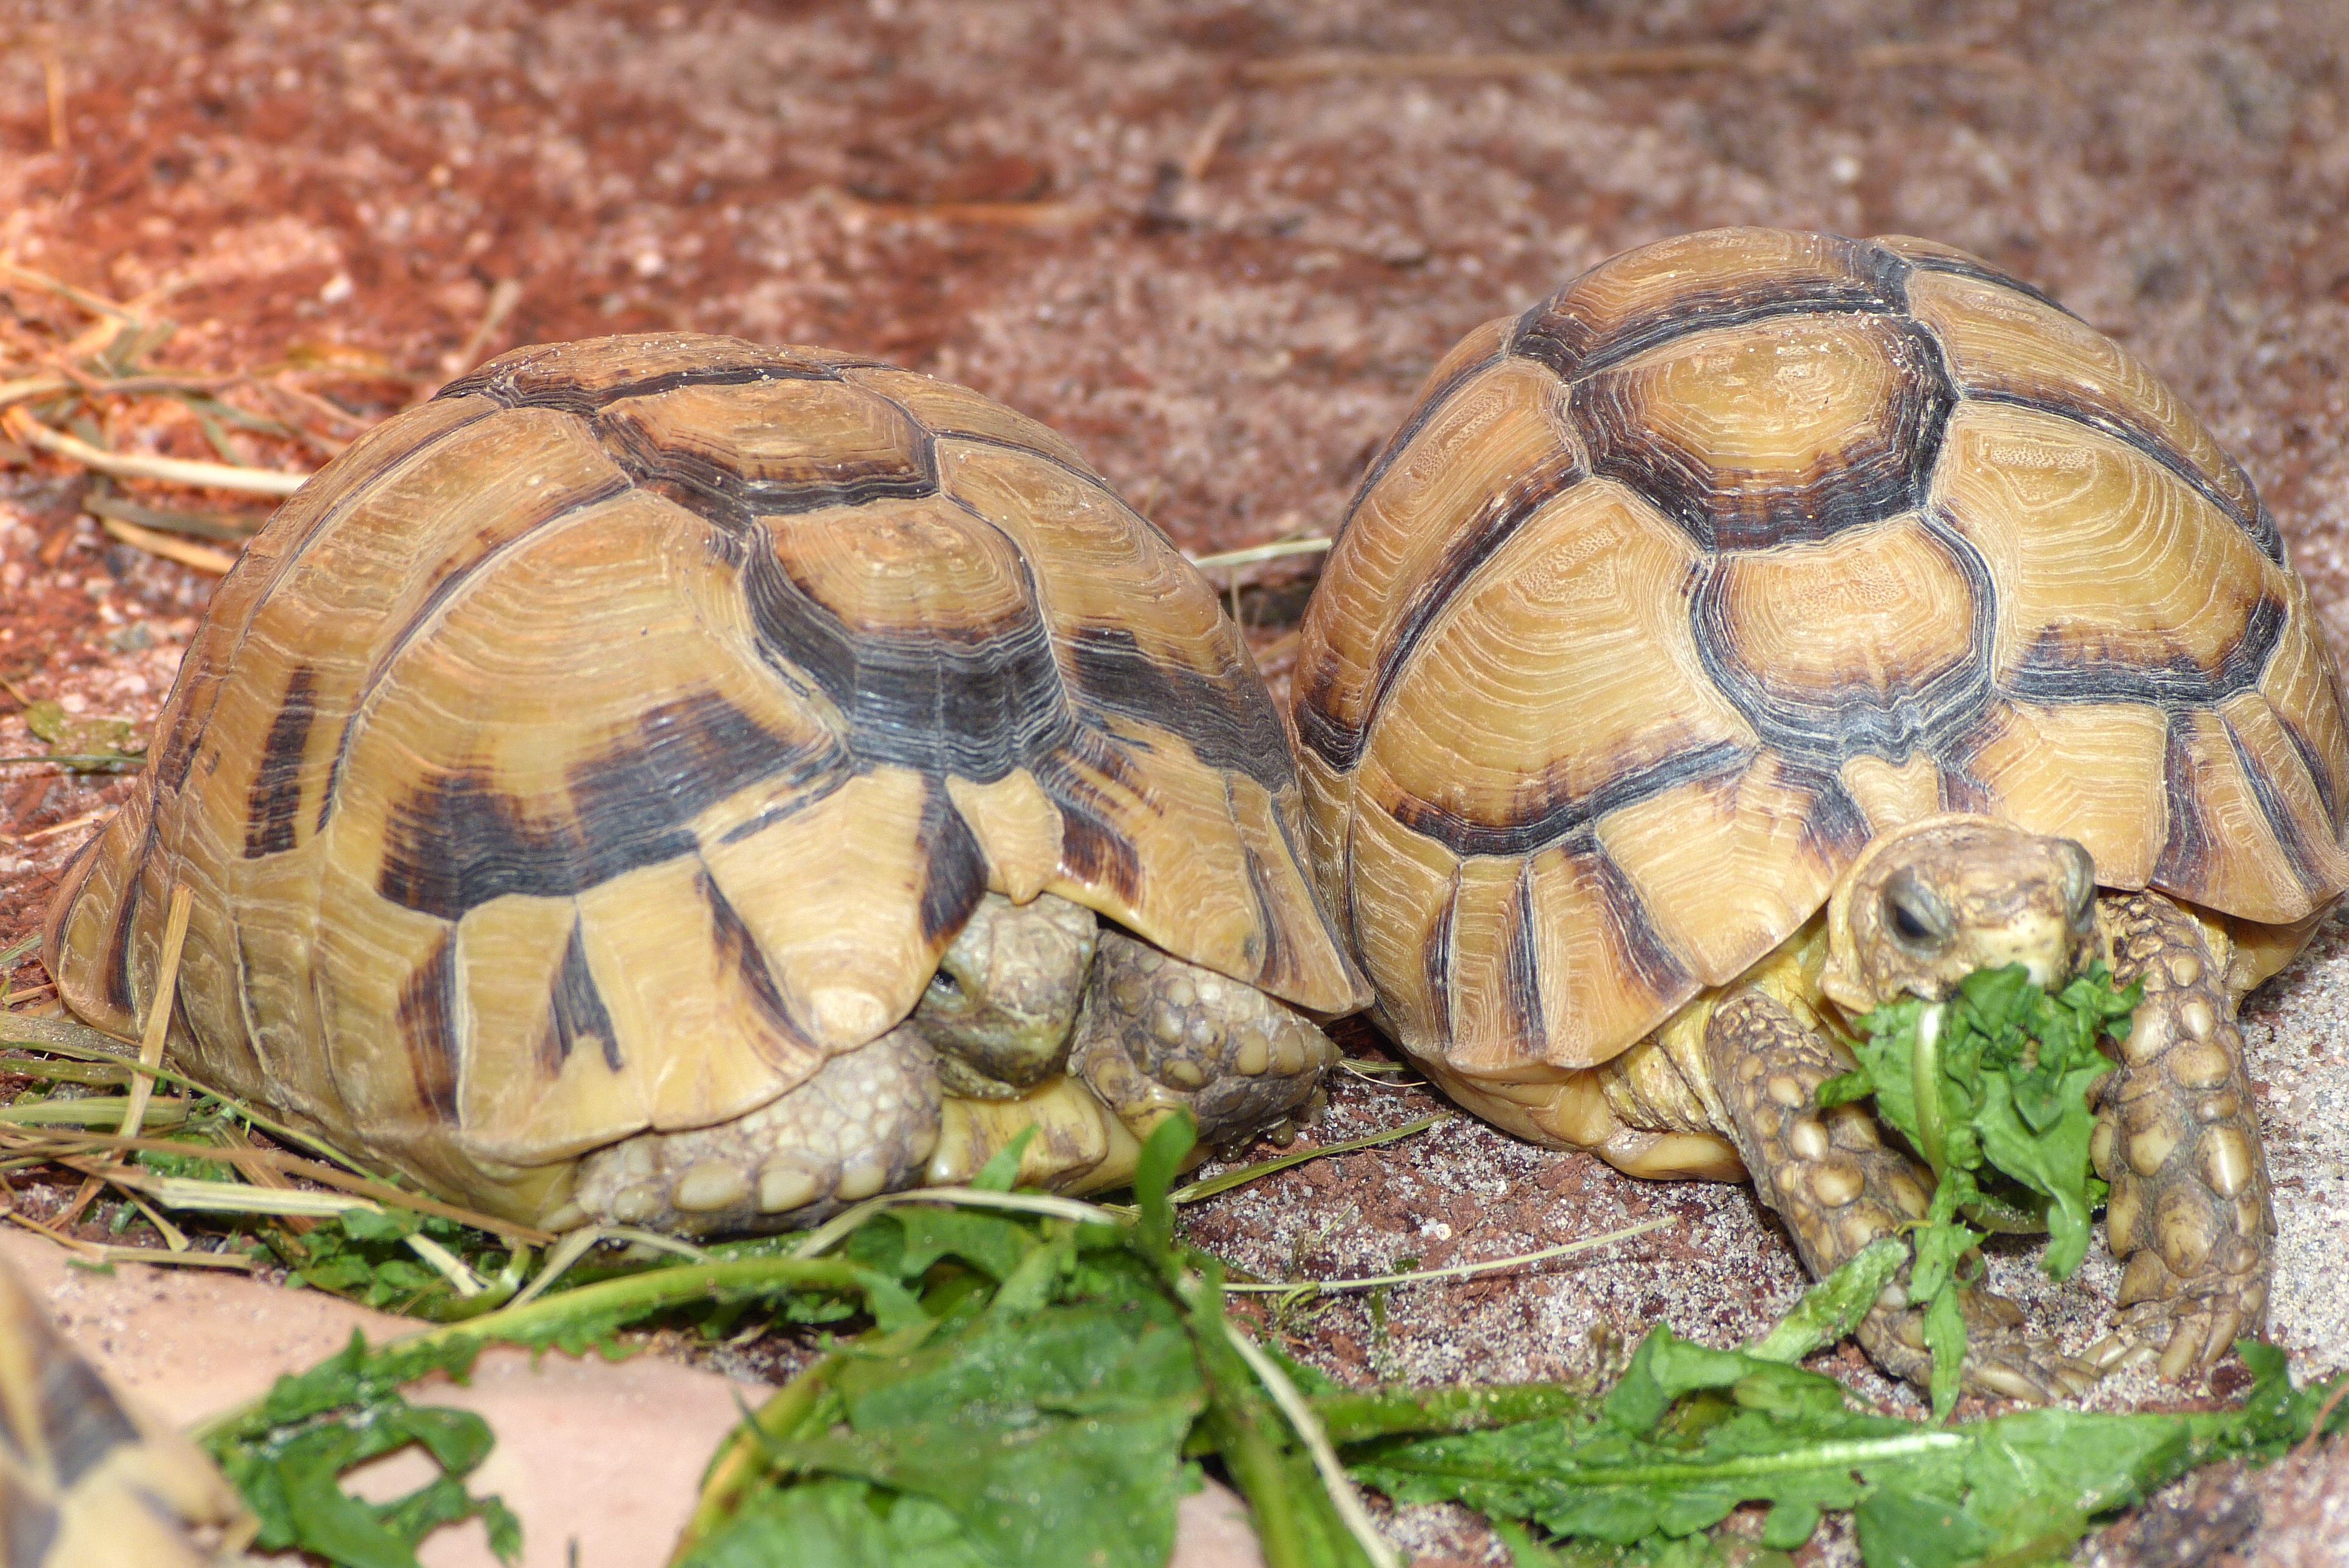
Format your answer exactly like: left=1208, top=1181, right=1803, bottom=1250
left=1704, top=988, right=2096, bottom=1401
left=2093, top=892, right=2271, bottom=1377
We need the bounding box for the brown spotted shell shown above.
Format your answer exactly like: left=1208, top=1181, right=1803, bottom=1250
left=1294, top=228, right=2349, bottom=1082
left=45, top=334, right=1365, bottom=1214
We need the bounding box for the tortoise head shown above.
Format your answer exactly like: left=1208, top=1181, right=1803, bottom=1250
left=1820, top=812, right=2101, bottom=1015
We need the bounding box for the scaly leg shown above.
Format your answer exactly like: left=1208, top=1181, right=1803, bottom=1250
left=2093, top=892, right=2271, bottom=1377
left=1070, top=927, right=1336, bottom=1145
left=1705, top=988, right=2097, bottom=1401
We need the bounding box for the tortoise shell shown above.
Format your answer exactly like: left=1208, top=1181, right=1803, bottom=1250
left=1293, top=227, right=2349, bottom=1080
left=46, top=333, right=1363, bottom=1211
left=0, top=1254, right=251, bottom=1566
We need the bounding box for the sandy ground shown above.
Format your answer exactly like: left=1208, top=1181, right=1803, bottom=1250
left=2, top=1, right=2347, bottom=1563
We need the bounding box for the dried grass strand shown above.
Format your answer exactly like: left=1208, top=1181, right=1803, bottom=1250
left=99, top=515, right=241, bottom=574
left=6, top=408, right=309, bottom=494
left=116, top=885, right=192, bottom=1140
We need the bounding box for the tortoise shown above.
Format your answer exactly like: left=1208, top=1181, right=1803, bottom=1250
left=1292, top=227, right=2348, bottom=1397
left=43, top=333, right=1368, bottom=1237
left=0, top=1254, right=254, bottom=1566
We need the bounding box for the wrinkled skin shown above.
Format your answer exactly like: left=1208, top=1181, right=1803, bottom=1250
left=565, top=892, right=1336, bottom=1237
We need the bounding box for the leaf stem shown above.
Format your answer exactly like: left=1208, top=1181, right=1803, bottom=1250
left=1910, top=1002, right=1949, bottom=1176
left=193, top=1256, right=869, bottom=1445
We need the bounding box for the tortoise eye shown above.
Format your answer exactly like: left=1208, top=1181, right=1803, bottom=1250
left=1881, top=867, right=1954, bottom=953
left=2061, top=841, right=2098, bottom=932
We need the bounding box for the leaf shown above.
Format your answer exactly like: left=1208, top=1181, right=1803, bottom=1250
left=1746, top=1239, right=1907, bottom=1365
left=773, top=1302, right=1206, bottom=1568
left=970, top=1125, right=1039, bottom=1193
left=1827, top=965, right=2138, bottom=1391
left=1134, top=1111, right=1198, bottom=1260
left=677, top=1477, right=989, bottom=1568
left=211, top=1329, right=518, bottom=1568
left=21, top=697, right=146, bottom=766
left=1349, top=1327, right=2349, bottom=1568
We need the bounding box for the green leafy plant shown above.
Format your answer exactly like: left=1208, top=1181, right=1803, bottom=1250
left=674, top=1118, right=1393, bottom=1568
left=17, top=696, right=147, bottom=772
left=209, top=1332, right=521, bottom=1568
left=1819, top=962, right=2139, bottom=1412
left=1349, top=1298, right=2348, bottom=1567
left=191, top=1107, right=2348, bottom=1568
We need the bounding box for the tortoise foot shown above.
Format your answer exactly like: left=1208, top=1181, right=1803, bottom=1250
left=1070, top=927, right=1336, bottom=1145
left=2086, top=1265, right=2268, bottom=1380
left=1862, top=1285, right=2104, bottom=1403
left=1705, top=987, right=2104, bottom=1402
left=570, top=1025, right=943, bottom=1236
left=2093, top=892, right=2274, bottom=1380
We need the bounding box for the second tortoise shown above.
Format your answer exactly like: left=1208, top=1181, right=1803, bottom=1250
left=1294, top=227, right=2348, bottom=1396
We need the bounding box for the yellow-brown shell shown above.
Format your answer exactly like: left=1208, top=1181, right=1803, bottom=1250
left=0, top=1255, right=253, bottom=1566
left=45, top=333, right=1364, bottom=1206
left=1295, top=228, right=2349, bottom=1081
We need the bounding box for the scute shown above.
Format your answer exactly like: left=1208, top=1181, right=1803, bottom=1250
left=46, top=333, right=1365, bottom=1217
left=1296, top=228, right=2349, bottom=1077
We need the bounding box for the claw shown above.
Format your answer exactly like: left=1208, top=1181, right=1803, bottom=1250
left=1970, top=1359, right=2053, bottom=1404
left=2202, top=1309, right=2244, bottom=1368
left=2158, top=1322, right=2198, bottom=1381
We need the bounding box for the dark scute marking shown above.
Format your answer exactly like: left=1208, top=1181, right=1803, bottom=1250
left=1038, top=739, right=1148, bottom=906
left=1586, top=848, right=1694, bottom=1008
left=917, top=779, right=990, bottom=947
left=0, top=1467, right=59, bottom=1568
left=1297, top=450, right=1583, bottom=773
left=1223, top=773, right=1294, bottom=985
left=540, top=918, right=621, bottom=1076
left=2152, top=716, right=2214, bottom=893
left=741, top=515, right=1072, bottom=782
left=1688, top=508, right=1995, bottom=769
left=101, top=849, right=146, bottom=1018
left=243, top=664, right=319, bottom=858
left=598, top=397, right=936, bottom=528
left=2250, top=503, right=2285, bottom=567
left=2224, top=716, right=2331, bottom=895
left=442, top=358, right=841, bottom=415
left=697, top=865, right=807, bottom=1047
left=1892, top=249, right=2078, bottom=317
left=376, top=689, right=847, bottom=918
left=39, top=1351, right=142, bottom=1487
left=1795, top=773, right=1875, bottom=864
left=167, top=395, right=507, bottom=796
left=1064, top=624, right=1294, bottom=792
left=717, top=767, right=853, bottom=845
left=1337, top=344, right=1512, bottom=533
left=1501, top=862, right=1547, bottom=1046
left=1423, top=867, right=1461, bottom=1044
left=2277, top=711, right=2341, bottom=827
left=1966, top=389, right=2280, bottom=564
left=399, top=931, right=461, bottom=1119
left=1512, top=236, right=1907, bottom=381
left=2004, top=592, right=2287, bottom=707
left=1390, top=739, right=1752, bottom=859
left=1577, top=317, right=1956, bottom=553
left=1938, top=763, right=1997, bottom=816
left=314, top=472, right=634, bottom=839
